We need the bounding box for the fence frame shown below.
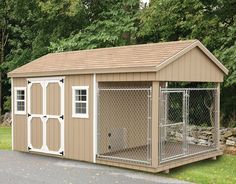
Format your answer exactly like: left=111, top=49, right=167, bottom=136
left=97, top=85, right=152, bottom=165
left=159, top=87, right=218, bottom=163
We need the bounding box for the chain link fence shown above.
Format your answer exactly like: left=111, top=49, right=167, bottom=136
left=159, top=88, right=218, bottom=163
left=97, top=84, right=152, bottom=165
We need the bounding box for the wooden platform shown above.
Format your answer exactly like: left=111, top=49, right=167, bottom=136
left=98, top=142, right=215, bottom=164
left=97, top=147, right=223, bottom=173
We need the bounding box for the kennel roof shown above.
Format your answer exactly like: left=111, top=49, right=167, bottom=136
left=8, top=40, right=228, bottom=78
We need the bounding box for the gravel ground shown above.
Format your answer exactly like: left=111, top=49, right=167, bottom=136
left=0, top=151, right=192, bottom=184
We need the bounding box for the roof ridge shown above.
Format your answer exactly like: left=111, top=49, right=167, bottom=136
left=49, top=39, right=198, bottom=56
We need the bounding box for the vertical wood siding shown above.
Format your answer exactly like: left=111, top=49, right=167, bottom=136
left=31, top=117, right=43, bottom=149
left=12, top=78, right=27, bottom=151
left=31, top=83, right=43, bottom=114
left=156, top=47, right=224, bottom=82
left=97, top=72, right=156, bottom=82
left=46, top=118, right=61, bottom=151
left=64, top=74, right=94, bottom=162
left=46, top=83, right=61, bottom=115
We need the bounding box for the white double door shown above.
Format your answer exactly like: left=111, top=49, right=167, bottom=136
left=27, top=77, right=64, bottom=155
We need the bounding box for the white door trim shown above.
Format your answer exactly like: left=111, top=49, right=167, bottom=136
left=27, top=77, right=65, bottom=156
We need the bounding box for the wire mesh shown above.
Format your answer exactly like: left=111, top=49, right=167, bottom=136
left=97, top=85, right=152, bottom=165
left=159, top=88, right=218, bottom=163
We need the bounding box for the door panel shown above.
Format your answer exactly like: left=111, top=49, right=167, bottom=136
left=46, top=118, right=61, bottom=152
left=31, top=117, right=43, bottom=149
left=27, top=77, right=64, bottom=155
left=160, top=90, right=186, bottom=162
left=31, top=83, right=43, bottom=114
left=46, top=83, right=61, bottom=115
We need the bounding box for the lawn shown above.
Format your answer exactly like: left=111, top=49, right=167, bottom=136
left=0, top=127, right=11, bottom=150
left=162, top=154, right=236, bottom=184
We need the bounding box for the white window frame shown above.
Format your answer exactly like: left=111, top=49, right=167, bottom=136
left=72, top=86, right=89, bottom=118
left=14, top=87, right=26, bottom=115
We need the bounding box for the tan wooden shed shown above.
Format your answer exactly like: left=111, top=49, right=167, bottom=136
left=8, top=40, right=228, bottom=173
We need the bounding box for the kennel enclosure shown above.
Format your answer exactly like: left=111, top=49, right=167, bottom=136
left=9, top=40, right=228, bottom=173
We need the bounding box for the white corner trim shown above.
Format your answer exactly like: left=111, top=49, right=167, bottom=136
left=11, top=78, right=14, bottom=150
left=93, top=74, right=98, bottom=163
left=14, top=87, right=27, bottom=115
left=72, top=86, right=89, bottom=119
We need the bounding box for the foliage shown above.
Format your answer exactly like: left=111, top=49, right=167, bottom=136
left=3, top=96, right=10, bottom=112
left=49, top=0, right=139, bottom=51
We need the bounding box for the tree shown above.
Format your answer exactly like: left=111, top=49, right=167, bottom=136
left=49, top=0, right=140, bottom=51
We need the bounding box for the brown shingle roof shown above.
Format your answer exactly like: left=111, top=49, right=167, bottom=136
left=9, top=39, right=227, bottom=77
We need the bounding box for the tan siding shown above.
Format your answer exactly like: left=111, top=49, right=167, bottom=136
left=156, top=47, right=224, bottom=82
left=64, top=74, right=94, bottom=162
left=46, top=119, right=61, bottom=151
left=13, top=77, right=27, bottom=152
left=31, top=117, right=43, bottom=149
left=31, top=83, right=43, bottom=114
left=46, top=83, right=61, bottom=115
left=97, top=72, right=156, bottom=82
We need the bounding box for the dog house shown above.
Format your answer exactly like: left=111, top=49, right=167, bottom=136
left=8, top=40, right=228, bottom=173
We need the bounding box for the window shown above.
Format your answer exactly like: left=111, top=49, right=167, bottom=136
left=72, top=86, right=89, bottom=118
left=14, top=87, right=26, bottom=115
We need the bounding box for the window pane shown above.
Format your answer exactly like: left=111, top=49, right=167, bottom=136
left=75, top=95, right=80, bottom=101
left=81, top=108, right=86, bottom=114
left=75, top=102, right=86, bottom=114
left=81, top=103, right=86, bottom=109
left=17, top=90, right=25, bottom=100
left=81, top=90, right=86, bottom=95
left=17, top=101, right=25, bottom=111
left=81, top=95, right=86, bottom=101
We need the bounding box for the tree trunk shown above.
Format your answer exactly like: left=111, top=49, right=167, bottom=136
left=0, top=26, right=8, bottom=124
left=0, top=28, right=4, bottom=124
left=0, top=29, right=3, bottom=124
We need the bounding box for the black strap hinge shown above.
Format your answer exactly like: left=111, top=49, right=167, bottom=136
left=60, top=79, right=64, bottom=83
left=28, top=113, right=31, bottom=117
left=28, top=147, right=31, bottom=150
left=60, top=115, right=64, bottom=120
left=60, top=151, right=64, bottom=155
left=27, top=80, right=31, bottom=84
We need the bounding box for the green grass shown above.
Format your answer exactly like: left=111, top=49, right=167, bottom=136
left=0, top=127, right=11, bottom=150
left=161, top=155, right=236, bottom=184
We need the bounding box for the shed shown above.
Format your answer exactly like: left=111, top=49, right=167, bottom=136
left=8, top=40, right=228, bottom=173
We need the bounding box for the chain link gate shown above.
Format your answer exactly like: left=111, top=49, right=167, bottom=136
left=159, top=88, right=218, bottom=163
left=97, top=85, right=152, bottom=165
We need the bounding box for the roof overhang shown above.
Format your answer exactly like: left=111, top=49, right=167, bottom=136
left=8, top=66, right=158, bottom=78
